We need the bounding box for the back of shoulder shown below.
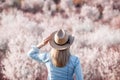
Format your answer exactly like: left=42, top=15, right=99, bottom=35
left=70, top=55, right=79, bottom=66
left=70, top=55, right=79, bottom=61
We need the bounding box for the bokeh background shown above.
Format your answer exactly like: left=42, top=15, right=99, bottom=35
left=0, top=0, right=120, bottom=80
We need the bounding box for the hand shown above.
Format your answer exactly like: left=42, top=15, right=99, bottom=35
left=37, top=34, right=52, bottom=49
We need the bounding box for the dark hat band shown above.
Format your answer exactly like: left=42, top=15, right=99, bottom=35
left=54, top=38, right=70, bottom=46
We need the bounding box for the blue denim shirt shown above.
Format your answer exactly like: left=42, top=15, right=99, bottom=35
left=27, top=45, right=83, bottom=80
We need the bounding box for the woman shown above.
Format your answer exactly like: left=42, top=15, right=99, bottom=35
left=27, top=29, right=83, bottom=80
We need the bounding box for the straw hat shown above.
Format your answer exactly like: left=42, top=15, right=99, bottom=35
left=49, top=29, right=74, bottom=50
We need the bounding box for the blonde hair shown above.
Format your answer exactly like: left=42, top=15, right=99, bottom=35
left=50, top=48, right=70, bottom=67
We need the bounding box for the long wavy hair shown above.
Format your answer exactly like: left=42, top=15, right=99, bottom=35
left=50, top=48, right=70, bottom=67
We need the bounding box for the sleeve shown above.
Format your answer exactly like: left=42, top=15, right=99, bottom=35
left=27, top=45, right=49, bottom=63
left=74, top=57, right=84, bottom=80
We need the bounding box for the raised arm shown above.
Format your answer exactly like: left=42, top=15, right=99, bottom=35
left=27, top=45, right=49, bottom=62
left=27, top=34, right=52, bottom=63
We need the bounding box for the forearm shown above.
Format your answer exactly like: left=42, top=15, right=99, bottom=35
left=36, top=33, right=52, bottom=49
left=37, top=43, right=44, bottom=49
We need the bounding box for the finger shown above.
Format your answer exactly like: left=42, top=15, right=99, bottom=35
left=47, top=35, right=52, bottom=39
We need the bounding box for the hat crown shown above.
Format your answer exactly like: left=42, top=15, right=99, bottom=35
left=49, top=29, right=74, bottom=50
left=54, top=29, right=68, bottom=45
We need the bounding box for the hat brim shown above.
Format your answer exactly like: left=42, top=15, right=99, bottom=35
left=49, top=31, right=74, bottom=50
